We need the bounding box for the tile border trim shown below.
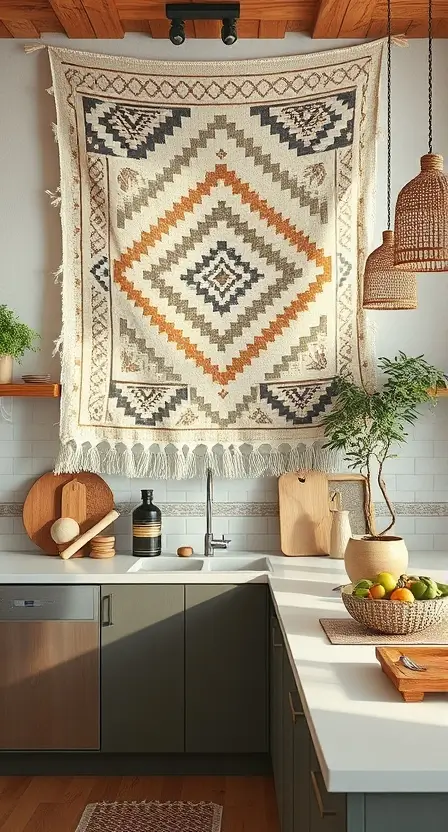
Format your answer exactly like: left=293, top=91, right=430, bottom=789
left=2, top=501, right=448, bottom=518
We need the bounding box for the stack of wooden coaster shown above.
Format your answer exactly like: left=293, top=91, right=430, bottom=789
left=89, top=535, right=115, bottom=558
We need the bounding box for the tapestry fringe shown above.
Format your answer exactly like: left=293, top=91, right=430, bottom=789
left=55, top=442, right=341, bottom=480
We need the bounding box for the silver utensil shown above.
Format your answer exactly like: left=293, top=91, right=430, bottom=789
left=399, top=654, right=427, bottom=672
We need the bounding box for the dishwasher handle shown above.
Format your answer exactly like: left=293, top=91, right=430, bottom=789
left=101, top=594, right=114, bottom=627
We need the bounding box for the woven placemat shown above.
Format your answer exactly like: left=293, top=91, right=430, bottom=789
left=320, top=617, right=448, bottom=645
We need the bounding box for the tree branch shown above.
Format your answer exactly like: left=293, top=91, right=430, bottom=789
left=377, top=448, right=396, bottom=535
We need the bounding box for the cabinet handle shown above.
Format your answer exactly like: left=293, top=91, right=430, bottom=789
left=271, top=626, right=282, bottom=648
left=311, top=771, right=337, bottom=819
left=101, top=594, right=113, bottom=627
left=288, top=691, right=304, bottom=723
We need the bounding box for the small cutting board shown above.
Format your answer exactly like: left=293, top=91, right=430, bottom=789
left=376, top=647, right=448, bottom=702
left=278, top=471, right=330, bottom=556
left=60, top=479, right=87, bottom=557
left=23, top=472, right=114, bottom=555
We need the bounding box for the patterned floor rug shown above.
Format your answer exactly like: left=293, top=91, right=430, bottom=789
left=75, top=800, right=222, bottom=832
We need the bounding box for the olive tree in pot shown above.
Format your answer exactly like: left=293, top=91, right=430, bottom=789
left=0, top=305, right=40, bottom=383
left=322, top=353, right=446, bottom=583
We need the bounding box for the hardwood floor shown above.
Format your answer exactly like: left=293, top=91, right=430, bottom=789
left=0, top=775, right=280, bottom=831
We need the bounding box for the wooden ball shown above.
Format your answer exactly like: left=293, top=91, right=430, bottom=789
left=177, top=546, right=193, bottom=558
left=50, top=517, right=80, bottom=544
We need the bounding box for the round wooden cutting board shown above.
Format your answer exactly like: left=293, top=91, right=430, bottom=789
left=23, top=472, right=114, bottom=555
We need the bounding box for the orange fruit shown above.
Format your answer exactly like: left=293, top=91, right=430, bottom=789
left=369, top=583, right=386, bottom=600
left=390, top=588, right=415, bottom=603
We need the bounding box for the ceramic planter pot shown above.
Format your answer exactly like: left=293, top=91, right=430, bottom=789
left=344, top=536, right=409, bottom=583
left=0, top=355, right=13, bottom=384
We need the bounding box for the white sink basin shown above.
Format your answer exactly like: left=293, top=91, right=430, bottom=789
left=129, top=557, right=204, bottom=572
left=204, top=556, right=271, bottom=572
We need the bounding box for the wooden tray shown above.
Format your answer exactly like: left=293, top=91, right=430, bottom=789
left=278, top=472, right=368, bottom=556
left=376, top=647, right=448, bottom=702
left=23, top=472, right=114, bottom=555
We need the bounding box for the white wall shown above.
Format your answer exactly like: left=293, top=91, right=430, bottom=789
left=0, top=33, right=447, bottom=553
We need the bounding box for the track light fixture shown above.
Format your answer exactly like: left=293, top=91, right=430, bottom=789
left=166, top=3, right=240, bottom=45
left=169, top=18, right=185, bottom=45
left=221, top=17, right=237, bottom=45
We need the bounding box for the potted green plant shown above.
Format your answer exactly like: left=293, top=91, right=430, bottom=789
left=322, top=353, right=446, bottom=582
left=0, top=305, right=40, bottom=383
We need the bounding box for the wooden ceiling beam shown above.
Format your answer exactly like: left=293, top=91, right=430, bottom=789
left=312, top=0, right=350, bottom=37
left=80, top=0, right=124, bottom=37
left=49, top=0, right=96, bottom=37
left=339, top=0, right=378, bottom=37
left=4, top=18, right=40, bottom=36
left=0, top=20, right=12, bottom=36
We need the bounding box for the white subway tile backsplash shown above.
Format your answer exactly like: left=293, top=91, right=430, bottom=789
left=0, top=519, right=13, bottom=534
left=13, top=458, right=34, bottom=475
left=434, top=476, right=448, bottom=490
left=245, top=534, right=280, bottom=552
left=395, top=475, right=433, bottom=491
left=32, top=458, right=56, bottom=475
left=0, top=424, right=14, bottom=440
left=14, top=422, right=58, bottom=440
left=402, top=534, right=434, bottom=551
left=415, top=458, right=448, bottom=474
left=0, top=459, right=14, bottom=475
left=31, top=440, right=59, bottom=458
left=228, top=516, right=267, bottom=534
left=386, top=491, right=416, bottom=502
left=165, top=534, right=204, bottom=554
left=0, top=441, right=32, bottom=458
left=391, top=517, right=415, bottom=535
left=416, top=491, right=448, bottom=502
left=433, top=536, right=448, bottom=552
left=382, top=457, right=415, bottom=475
left=415, top=517, right=448, bottom=534
left=393, top=440, right=433, bottom=457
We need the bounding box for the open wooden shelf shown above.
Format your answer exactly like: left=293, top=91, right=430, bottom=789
left=0, top=383, right=61, bottom=398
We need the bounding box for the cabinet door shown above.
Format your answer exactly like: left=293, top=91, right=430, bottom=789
left=310, top=745, right=346, bottom=832
left=292, top=683, right=311, bottom=832
left=185, top=585, right=268, bottom=753
left=282, top=652, right=295, bottom=832
left=101, top=585, right=184, bottom=753
left=270, top=612, right=284, bottom=821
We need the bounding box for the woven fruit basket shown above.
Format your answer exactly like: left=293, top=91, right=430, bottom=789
left=341, top=585, right=448, bottom=635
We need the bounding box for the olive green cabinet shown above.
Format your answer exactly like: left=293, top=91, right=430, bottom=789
left=101, top=585, right=184, bottom=753
left=309, top=744, right=346, bottom=832
left=270, top=612, right=284, bottom=811
left=185, top=585, right=268, bottom=753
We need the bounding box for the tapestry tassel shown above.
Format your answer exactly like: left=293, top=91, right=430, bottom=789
left=104, top=446, right=120, bottom=475
left=53, top=263, right=63, bottom=284
left=185, top=449, right=197, bottom=479
left=51, top=123, right=59, bottom=143
left=46, top=86, right=54, bottom=96
left=268, top=450, right=286, bottom=477
left=248, top=447, right=266, bottom=478
left=231, top=445, right=246, bottom=479
left=136, top=447, right=151, bottom=478
left=45, top=187, right=61, bottom=207
left=85, top=445, right=101, bottom=473
left=173, top=449, right=187, bottom=480
left=120, top=447, right=136, bottom=478
left=24, top=43, right=47, bottom=53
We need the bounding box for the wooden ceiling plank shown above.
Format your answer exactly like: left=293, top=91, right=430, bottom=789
left=115, top=0, right=314, bottom=19
left=148, top=19, right=170, bottom=37
left=259, top=19, right=287, bottom=37
left=49, top=0, right=96, bottom=37
left=31, top=10, right=65, bottom=31
left=312, top=0, right=350, bottom=37
left=0, top=20, right=12, bottom=36
left=193, top=19, right=220, bottom=37
left=4, top=18, right=40, bottom=36
left=122, top=18, right=150, bottom=31
left=339, top=0, right=377, bottom=37
left=80, top=0, right=124, bottom=37
left=237, top=19, right=260, bottom=37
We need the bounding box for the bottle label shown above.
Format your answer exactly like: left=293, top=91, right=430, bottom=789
left=133, top=523, right=161, bottom=538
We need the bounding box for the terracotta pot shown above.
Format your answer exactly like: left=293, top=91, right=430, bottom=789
left=344, top=536, right=409, bottom=583
left=0, top=355, right=13, bottom=384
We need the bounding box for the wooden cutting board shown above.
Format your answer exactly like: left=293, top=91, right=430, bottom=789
left=376, top=647, right=448, bottom=702
left=279, top=471, right=331, bottom=555
left=60, top=479, right=87, bottom=558
left=23, top=472, right=114, bottom=555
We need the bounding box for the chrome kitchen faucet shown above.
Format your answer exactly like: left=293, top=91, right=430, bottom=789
left=204, top=467, right=231, bottom=556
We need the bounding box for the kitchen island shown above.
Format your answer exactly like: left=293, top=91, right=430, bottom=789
left=0, top=550, right=447, bottom=830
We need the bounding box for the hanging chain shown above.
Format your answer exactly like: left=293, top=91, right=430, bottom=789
left=386, top=0, right=392, bottom=229
left=428, top=0, right=433, bottom=153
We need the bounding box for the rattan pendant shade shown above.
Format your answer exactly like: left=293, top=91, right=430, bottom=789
left=394, top=153, right=448, bottom=271
left=363, top=231, right=418, bottom=309
left=362, top=0, right=417, bottom=310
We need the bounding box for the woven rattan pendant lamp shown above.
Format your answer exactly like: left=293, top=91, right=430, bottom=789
left=394, top=0, right=448, bottom=271
left=363, top=0, right=417, bottom=309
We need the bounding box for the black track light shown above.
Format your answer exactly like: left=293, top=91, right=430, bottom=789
left=221, top=17, right=237, bottom=45
left=169, top=18, right=185, bottom=45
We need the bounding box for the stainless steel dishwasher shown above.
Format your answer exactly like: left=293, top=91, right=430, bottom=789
left=0, top=585, right=100, bottom=750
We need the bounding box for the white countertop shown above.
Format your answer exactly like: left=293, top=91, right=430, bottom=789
left=1, top=549, right=447, bottom=794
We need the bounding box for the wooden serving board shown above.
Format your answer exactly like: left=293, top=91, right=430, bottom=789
left=278, top=472, right=368, bottom=556
left=23, top=472, right=114, bottom=555
left=376, top=647, right=448, bottom=702
left=60, top=479, right=87, bottom=558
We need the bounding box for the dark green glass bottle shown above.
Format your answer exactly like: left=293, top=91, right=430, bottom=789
left=132, top=489, right=162, bottom=557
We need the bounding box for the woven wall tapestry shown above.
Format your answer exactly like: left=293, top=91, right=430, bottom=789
left=49, top=42, right=383, bottom=479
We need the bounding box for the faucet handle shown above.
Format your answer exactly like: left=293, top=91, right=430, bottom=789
left=221, top=534, right=231, bottom=544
